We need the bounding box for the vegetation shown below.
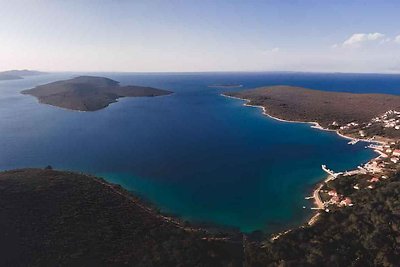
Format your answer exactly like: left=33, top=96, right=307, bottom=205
left=0, top=169, right=242, bottom=266
left=245, top=172, right=400, bottom=266
left=22, top=76, right=172, bottom=111
left=2, top=168, right=400, bottom=266
left=225, top=86, right=400, bottom=130
left=226, top=86, right=400, bottom=266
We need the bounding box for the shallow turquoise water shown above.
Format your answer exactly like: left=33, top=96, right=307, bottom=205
left=0, top=72, right=393, bottom=232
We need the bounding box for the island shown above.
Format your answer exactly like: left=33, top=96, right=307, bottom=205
left=21, top=76, right=173, bottom=111
left=0, top=69, right=47, bottom=80
left=224, top=85, right=400, bottom=266
left=0, top=168, right=242, bottom=266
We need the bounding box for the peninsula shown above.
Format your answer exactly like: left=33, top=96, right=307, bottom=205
left=21, top=76, right=173, bottom=111
left=0, top=69, right=46, bottom=81
left=224, top=85, right=400, bottom=266
left=0, top=168, right=242, bottom=266
left=225, top=86, right=400, bottom=127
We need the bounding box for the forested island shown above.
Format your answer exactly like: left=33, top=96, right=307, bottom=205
left=22, top=76, right=172, bottom=111
left=0, top=69, right=46, bottom=80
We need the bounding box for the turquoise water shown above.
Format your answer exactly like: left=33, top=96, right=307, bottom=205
left=0, top=72, right=395, bottom=232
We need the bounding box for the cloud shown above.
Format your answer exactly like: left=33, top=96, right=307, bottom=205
left=379, top=38, right=391, bottom=45
left=395, top=35, right=400, bottom=44
left=261, top=47, right=280, bottom=55
left=342, top=32, right=385, bottom=47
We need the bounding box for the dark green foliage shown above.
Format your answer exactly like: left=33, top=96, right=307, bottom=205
left=245, top=173, right=400, bottom=266
left=0, top=169, right=242, bottom=266
left=226, top=86, right=400, bottom=138
left=21, top=76, right=173, bottom=111
left=2, top=168, right=399, bottom=266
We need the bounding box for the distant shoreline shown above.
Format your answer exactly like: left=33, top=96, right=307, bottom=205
left=0, top=69, right=47, bottom=81
left=208, top=84, right=243, bottom=88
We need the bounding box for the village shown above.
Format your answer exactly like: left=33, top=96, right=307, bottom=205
left=334, top=110, right=400, bottom=140
left=312, top=110, right=400, bottom=212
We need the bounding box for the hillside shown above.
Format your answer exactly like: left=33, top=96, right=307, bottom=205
left=0, top=168, right=242, bottom=266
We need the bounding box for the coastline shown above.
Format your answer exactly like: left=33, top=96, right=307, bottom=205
left=221, top=93, right=384, bottom=232
left=222, top=94, right=385, bottom=144
left=21, top=75, right=174, bottom=112
left=0, top=168, right=242, bottom=265
left=30, top=92, right=175, bottom=113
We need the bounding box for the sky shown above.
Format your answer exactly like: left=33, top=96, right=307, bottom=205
left=1, top=0, right=400, bottom=73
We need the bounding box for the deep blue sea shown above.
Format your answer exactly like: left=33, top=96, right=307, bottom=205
left=2, top=72, right=400, bottom=233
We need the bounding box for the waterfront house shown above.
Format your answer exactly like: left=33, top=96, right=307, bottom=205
left=340, top=197, right=352, bottom=207
left=328, top=190, right=337, bottom=197
left=369, top=177, right=380, bottom=183
left=392, top=149, right=400, bottom=157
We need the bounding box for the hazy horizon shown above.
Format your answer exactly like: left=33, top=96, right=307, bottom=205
left=1, top=0, right=400, bottom=73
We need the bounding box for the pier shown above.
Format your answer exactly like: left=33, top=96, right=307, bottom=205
left=321, top=165, right=342, bottom=178
left=348, top=139, right=359, bottom=145
left=343, top=169, right=361, bottom=176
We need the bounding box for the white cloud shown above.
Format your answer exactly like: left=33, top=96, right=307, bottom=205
left=395, top=35, right=400, bottom=44
left=342, top=32, right=385, bottom=47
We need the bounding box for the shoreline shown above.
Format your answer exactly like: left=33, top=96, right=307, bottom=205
left=0, top=168, right=242, bottom=265
left=221, top=93, right=384, bottom=233
left=222, top=94, right=385, bottom=144
left=30, top=92, right=175, bottom=113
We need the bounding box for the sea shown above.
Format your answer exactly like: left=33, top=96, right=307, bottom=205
left=2, top=72, right=400, bottom=233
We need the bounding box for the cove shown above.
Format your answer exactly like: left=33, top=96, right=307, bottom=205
left=0, top=72, right=394, bottom=232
